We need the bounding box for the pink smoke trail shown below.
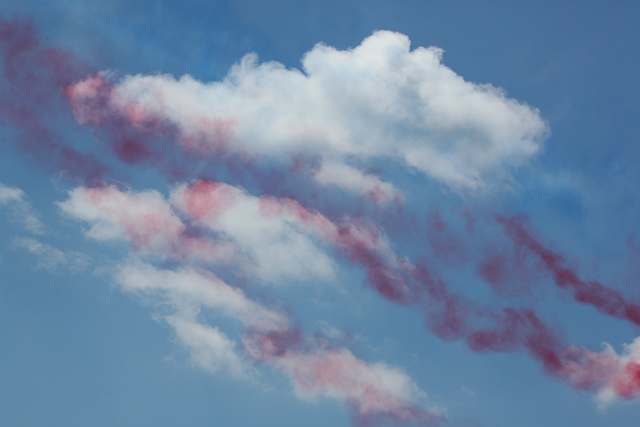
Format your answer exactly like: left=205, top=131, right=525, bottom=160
left=6, top=13, right=640, bottom=413
left=250, top=185, right=640, bottom=399
left=173, top=182, right=609, bottom=386
left=244, top=328, right=444, bottom=427
left=61, top=183, right=444, bottom=426
left=0, top=16, right=108, bottom=183
left=496, top=214, right=640, bottom=328
left=63, top=179, right=640, bottom=405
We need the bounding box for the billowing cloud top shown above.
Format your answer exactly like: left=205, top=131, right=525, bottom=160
left=68, top=30, right=547, bottom=192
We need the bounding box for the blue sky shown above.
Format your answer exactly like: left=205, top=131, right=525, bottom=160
left=1, top=1, right=640, bottom=426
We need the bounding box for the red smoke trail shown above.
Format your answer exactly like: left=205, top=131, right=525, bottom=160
left=64, top=73, right=188, bottom=174
left=192, top=180, right=640, bottom=399
left=0, top=15, right=206, bottom=184
left=424, top=208, right=467, bottom=267
left=496, top=214, right=640, bottom=328
left=263, top=198, right=635, bottom=391
left=66, top=73, right=271, bottom=185
left=339, top=228, right=566, bottom=373
left=62, top=183, right=446, bottom=426
left=0, top=15, right=108, bottom=184
left=65, top=71, right=412, bottom=220
left=1, top=16, right=404, bottom=222
left=66, top=180, right=640, bottom=404
left=163, top=180, right=570, bottom=375
left=249, top=186, right=570, bottom=375
left=337, top=218, right=640, bottom=398
left=6, top=13, right=640, bottom=411
left=244, top=327, right=445, bottom=427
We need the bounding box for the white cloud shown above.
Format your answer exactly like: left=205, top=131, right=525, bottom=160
left=112, top=260, right=440, bottom=417
left=0, top=182, right=45, bottom=234
left=115, top=261, right=288, bottom=331
left=243, top=333, right=443, bottom=420
left=170, top=181, right=338, bottom=284
left=560, top=336, right=640, bottom=408
left=13, top=237, right=91, bottom=273
left=113, top=261, right=288, bottom=379
left=0, top=183, right=23, bottom=204
left=166, top=314, right=254, bottom=379
left=69, top=30, right=547, bottom=192
left=57, top=185, right=236, bottom=264
left=58, top=186, right=441, bottom=416
left=313, top=161, right=403, bottom=205
left=60, top=183, right=337, bottom=284
left=58, top=185, right=184, bottom=244
left=594, top=337, right=640, bottom=408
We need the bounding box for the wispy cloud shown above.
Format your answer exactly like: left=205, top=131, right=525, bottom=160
left=59, top=184, right=443, bottom=423
left=12, top=237, right=91, bottom=273
left=0, top=182, right=45, bottom=234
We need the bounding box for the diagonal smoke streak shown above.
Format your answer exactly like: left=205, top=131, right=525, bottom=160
left=4, top=12, right=640, bottom=423
left=59, top=183, right=444, bottom=426
left=61, top=181, right=640, bottom=403
left=0, top=16, right=108, bottom=183
left=495, top=214, right=640, bottom=328
left=166, top=182, right=640, bottom=402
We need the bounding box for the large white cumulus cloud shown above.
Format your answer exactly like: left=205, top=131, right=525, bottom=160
left=71, top=30, right=547, bottom=192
